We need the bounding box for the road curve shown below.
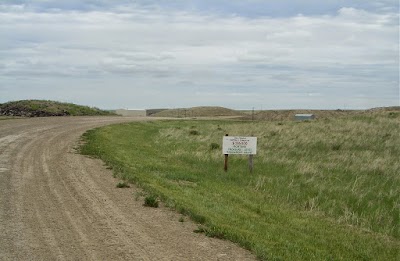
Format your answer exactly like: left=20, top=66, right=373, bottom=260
left=0, top=117, right=255, bottom=261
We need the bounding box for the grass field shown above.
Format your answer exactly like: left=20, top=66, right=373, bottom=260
left=80, top=111, right=400, bottom=260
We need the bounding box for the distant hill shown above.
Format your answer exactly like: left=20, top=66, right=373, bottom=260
left=0, top=100, right=116, bottom=117
left=239, top=109, right=358, bottom=121
left=240, top=106, right=400, bottom=121
left=151, top=106, right=244, bottom=118
left=366, top=106, right=400, bottom=112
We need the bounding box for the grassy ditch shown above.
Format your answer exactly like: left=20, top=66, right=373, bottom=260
left=80, top=114, right=399, bottom=260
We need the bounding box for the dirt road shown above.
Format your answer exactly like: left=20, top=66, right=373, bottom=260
left=0, top=117, right=255, bottom=260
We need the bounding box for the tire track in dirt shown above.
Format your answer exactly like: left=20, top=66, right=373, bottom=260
left=36, top=128, right=152, bottom=260
left=0, top=117, right=256, bottom=261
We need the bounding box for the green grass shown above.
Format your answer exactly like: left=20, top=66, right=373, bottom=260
left=80, top=113, right=400, bottom=260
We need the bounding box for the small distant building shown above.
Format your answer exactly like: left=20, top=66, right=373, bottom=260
left=294, top=114, right=315, bottom=121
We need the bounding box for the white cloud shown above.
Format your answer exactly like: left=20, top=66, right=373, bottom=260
left=0, top=3, right=398, bottom=109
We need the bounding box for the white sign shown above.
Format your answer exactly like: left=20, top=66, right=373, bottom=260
left=222, top=136, right=257, bottom=155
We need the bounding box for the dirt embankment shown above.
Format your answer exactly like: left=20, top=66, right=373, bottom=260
left=0, top=116, right=255, bottom=261
left=0, top=100, right=115, bottom=117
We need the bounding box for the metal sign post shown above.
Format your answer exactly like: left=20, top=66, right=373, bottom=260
left=249, top=154, right=254, bottom=173
left=224, top=134, right=229, bottom=172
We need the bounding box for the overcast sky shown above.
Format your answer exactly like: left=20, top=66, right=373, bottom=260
left=0, top=0, right=399, bottom=109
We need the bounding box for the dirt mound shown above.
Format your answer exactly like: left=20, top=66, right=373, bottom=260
left=0, top=100, right=115, bottom=117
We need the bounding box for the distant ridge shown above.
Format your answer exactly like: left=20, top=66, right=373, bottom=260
left=367, top=106, right=400, bottom=112
left=0, top=100, right=116, bottom=117
left=151, top=106, right=244, bottom=118
left=240, top=106, right=400, bottom=121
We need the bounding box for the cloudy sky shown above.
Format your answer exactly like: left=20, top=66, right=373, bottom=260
left=0, top=0, right=399, bottom=109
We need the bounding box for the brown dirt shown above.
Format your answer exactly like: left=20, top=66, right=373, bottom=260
left=0, top=116, right=256, bottom=261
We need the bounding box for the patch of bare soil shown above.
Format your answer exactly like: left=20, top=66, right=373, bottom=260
left=0, top=117, right=255, bottom=260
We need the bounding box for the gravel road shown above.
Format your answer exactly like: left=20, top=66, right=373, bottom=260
left=0, top=117, right=255, bottom=261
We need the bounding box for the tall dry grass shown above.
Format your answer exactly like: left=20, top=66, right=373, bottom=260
left=157, top=112, right=400, bottom=238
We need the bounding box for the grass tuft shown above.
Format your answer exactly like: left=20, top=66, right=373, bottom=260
left=189, top=130, right=200, bottom=135
left=331, top=143, right=342, bottom=151
left=193, top=226, right=207, bottom=234
left=144, top=195, right=159, bottom=208
left=210, top=143, right=220, bottom=150
left=116, top=182, right=130, bottom=188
